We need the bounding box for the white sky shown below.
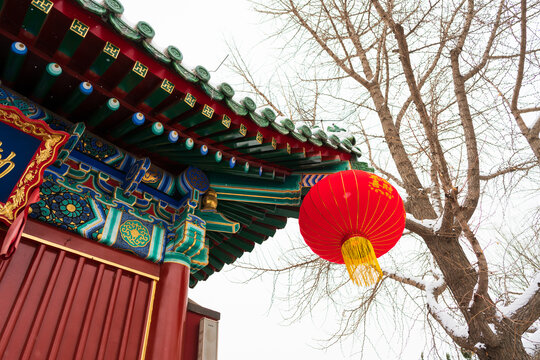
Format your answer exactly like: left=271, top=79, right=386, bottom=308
left=119, top=1, right=426, bottom=359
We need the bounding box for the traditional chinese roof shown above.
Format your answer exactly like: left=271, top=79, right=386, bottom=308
left=0, top=0, right=373, bottom=286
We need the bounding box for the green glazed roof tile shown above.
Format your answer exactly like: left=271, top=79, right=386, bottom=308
left=104, top=0, right=124, bottom=15
left=241, top=97, right=257, bottom=112
left=136, top=21, right=155, bottom=39
left=248, top=112, right=269, bottom=127
left=290, top=130, right=307, bottom=142
left=297, top=124, right=312, bottom=138
left=280, top=118, right=295, bottom=131
left=194, top=66, right=211, bottom=83
left=341, top=138, right=353, bottom=149
left=73, top=0, right=107, bottom=15
left=339, top=144, right=351, bottom=152
left=329, top=134, right=341, bottom=146
left=270, top=121, right=289, bottom=135
left=323, top=141, right=338, bottom=150
left=142, top=41, right=171, bottom=64
left=307, top=136, right=323, bottom=147
left=108, top=15, right=142, bottom=41
left=200, top=82, right=224, bottom=101
left=218, top=83, right=235, bottom=98
left=167, top=46, right=183, bottom=62
left=172, top=62, right=199, bottom=83
left=261, top=108, right=276, bottom=122
left=313, top=129, right=328, bottom=142
left=224, top=98, right=248, bottom=116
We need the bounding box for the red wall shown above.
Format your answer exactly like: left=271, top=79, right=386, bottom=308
left=0, top=221, right=159, bottom=360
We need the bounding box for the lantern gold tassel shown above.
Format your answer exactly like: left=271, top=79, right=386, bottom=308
left=341, top=236, right=382, bottom=286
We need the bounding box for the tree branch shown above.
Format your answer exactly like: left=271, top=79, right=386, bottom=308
left=503, top=272, right=540, bottom=335
left=463, top=0, right=504, bottom=81
left=384, top=270, right=447, bottom=297
left=479, top=161, right=537, bottom=180
left=425, top=278, right=472, bottom=349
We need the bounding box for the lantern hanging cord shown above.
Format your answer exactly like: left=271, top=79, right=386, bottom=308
left=341, top=236, right=382, bottom=286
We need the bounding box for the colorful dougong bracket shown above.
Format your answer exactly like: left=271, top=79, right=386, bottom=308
left=54, top=122, right=86, bottom=167
left=123, top=157, right=151, bottom=197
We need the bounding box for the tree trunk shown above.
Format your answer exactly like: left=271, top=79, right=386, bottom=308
left=422, top=233, right=477, bottom=314
left=479, top=333, right=529, bottom=360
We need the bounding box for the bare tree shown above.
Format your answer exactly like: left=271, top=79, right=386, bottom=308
left=232, top=0, right=540, bottom=358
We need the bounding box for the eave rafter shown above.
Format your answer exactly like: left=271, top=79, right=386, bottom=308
left=0, top=0, right=360, bottom=184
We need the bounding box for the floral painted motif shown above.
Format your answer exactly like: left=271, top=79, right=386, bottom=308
left=77, top=134, right=120, bottom=162
left=119, top=220, right=151, bottom=247
left=50, top=192, right=93, bottom=229
left=31, top=180, right=93, bottom=230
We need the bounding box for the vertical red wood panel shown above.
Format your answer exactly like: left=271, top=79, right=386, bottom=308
left=84, top=267, right=116, bottom=360
left=0, top=221, right=160, bottom=360
left=97, top=268, right=123, bottom=360
left=0, top=243, right=46, bottom=359
left=32, top=253, right=80, bottom=358
left=118, top=275, right=140, bottom=360
left=56, top=260, right=97, bottom=360
left=20, top=250, right=66, bottom=360
left=74, top=263, right=105, bottom=360
left=48, top=256, right=86, bottom=359
left=0, top=238, right=36, bottom=334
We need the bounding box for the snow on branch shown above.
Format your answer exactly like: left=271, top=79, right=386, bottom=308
left=499, top=272, right=540, bottom=335
left=523, top=326, right=540, bottom=357
left=406, top=212, right=442, bottom=233
left=425, top=278, right=470, bottom=343
left=405, top=213, right=437, bottom=236
left=500, top=272, right=540, bottom=317
left=383, top=270, right=447, bottom=297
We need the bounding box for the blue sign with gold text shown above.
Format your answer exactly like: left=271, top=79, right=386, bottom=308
left=0, top=105, right=68, bottom=225
left=0, top=121, right=41, bottom=203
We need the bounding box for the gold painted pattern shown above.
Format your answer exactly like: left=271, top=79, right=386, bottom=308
left=221, top=115, right=231, bottom=128
left=271, top=138, right=277, bottom=149
left=184, top=93, right=196, bottom=107
left=103, top=42, right=120, bottom=59
left=70, top=19, right=89, bottom=37
left=256, top=132, right=263, bottom=144
left=239, top=124, right=247, bottom=136
left=0, top=141, right=16, bottom=179
left=201, top=104, right=214, bottom=119
left=368, top=174, right=394, bottom=199
left=160, top=79, right=174, bottom=94
left=132, top=61, right=148, bottom=78
left=142, top=170, right=159, bottom=184
left=31, top=0, right=53, bottom=14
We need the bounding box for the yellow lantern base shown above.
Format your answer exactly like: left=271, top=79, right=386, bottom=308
left=341, top=236, right=382, bottom=286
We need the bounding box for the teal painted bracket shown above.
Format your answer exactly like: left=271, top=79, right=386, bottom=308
left=292, top=160, right=351, bottom=175
left=207, top=172, right=302, bottom=206
left=166, top=209, right=208, bottom=273
left=195, top=209, right=239, bottom=233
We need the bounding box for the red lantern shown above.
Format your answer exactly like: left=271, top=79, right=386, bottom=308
left=299, top=170, right=405, bottom=286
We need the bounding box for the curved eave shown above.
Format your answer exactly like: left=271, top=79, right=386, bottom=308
left=189, top=201, right=299, bottom=287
